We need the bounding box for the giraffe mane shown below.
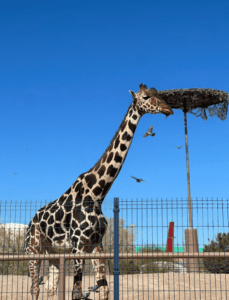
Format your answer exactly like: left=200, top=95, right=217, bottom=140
left=88, top=102, right=134, bottom=172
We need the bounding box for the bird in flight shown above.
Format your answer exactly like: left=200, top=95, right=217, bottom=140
left=131, top=176, right=145, bottom=183
left=143, top=125, right=155, bottom=138
left=13, top=173, right=18, bottom=175
left=175, top=145, right=183, bottom=149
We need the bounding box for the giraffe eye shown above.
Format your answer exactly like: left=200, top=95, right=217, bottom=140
left=143, top=96, right=150, bottom=100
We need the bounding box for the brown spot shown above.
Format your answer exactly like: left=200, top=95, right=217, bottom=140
left=106, top=165, right=118, bottom=177
left=114, top=136, right=120, bottom=149
left=93, top=186, right=102, bottom=196
left=98, top=165, right=106, bottom=177
left=107, top=152, right=113, bottom=163
left=99, top=179, right=105, bottom=188
left=85, top=173, right=97, bottom=188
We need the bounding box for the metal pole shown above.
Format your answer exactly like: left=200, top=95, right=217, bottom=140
left=59, top=256, right=65, bottom=300
left=113, top=197, right=120, bottom=300
left=184, top=108, right=193, bottom=228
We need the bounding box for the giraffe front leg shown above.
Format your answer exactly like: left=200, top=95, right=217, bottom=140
left=72, top=258, right=85, bottom=300
left=44, top=259, right=59, bottom=300
left=91, top=245, right=109, bottom=300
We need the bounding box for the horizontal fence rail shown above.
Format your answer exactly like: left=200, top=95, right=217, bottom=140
left=1, top=252, right=229, bottom=261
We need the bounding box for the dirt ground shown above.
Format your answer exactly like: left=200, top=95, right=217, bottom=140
left=1, top=273, right=229, bottom=300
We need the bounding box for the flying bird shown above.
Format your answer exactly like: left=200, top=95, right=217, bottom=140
left=175, top=145, right=183, bottom=149
left=13, top=173, right=18, bottom=175
left=131, top=176, right=145, bottom=183
left=143, top=125, right=155, bottom=138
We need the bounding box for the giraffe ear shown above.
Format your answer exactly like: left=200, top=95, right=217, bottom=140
left=129, top=90, right=137, bottom=107
left=129, top=90, right=135, bottom=97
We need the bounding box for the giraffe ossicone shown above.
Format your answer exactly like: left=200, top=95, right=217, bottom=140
left=25, top=83, right=173, bottom=300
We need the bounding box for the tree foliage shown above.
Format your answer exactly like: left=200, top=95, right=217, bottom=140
left=0, top=226, right=28, bottom=275
left=203, top=232, right=229, bottom=273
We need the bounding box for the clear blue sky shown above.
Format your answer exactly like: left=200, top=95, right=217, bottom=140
left=1, top=0, right=229, bottom=249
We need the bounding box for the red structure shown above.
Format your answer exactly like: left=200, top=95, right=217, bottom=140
left=166, top=222, right=174, bottom=253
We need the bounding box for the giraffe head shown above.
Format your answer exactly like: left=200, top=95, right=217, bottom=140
left=129, top=83, right=174, bottom=117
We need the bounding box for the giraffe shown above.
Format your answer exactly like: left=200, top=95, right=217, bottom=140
left=25, top=83, right=174, bottom=300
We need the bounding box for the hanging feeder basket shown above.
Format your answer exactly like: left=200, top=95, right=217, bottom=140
left=158, top=88, right=229, bottom=120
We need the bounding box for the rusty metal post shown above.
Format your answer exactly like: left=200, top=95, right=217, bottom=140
left=184, top=109, right=193, bottom=228
left=183, top=103, right=200, bottom=272
left=59, top=256, right=65, bottom=300
left=185, top=228, right=200, bottom=272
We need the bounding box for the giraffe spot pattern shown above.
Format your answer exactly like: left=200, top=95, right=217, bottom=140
left=48, top=215, right=54, bottom=225
left=43, top=211, right=49, bottom=220
left=114, top=136, right=120, bottom=149
left=120, top=143, right=127, bottom=151
left=80, top=221, right=89, bottom=231
left=83, top=196, right=94, bottom=213
left=64, top=194, right=73, bottom=212
left=102, top=182, right=112, bottom=196
left=64, top=213, right=71, bottom=229
left=99, top=179, right=105, bottom=188
left=71, top=220, right=78, bottom=229
left=65, top=187, right=71, bottom=194
left=50, top=204, right=59, bottom=213
left=93, top=186, right=102, bottom=196
left=75, top=181, right=83, bottom=194
left=40, top=221, right=47, bottom=234
left=122, top=131, right=132, bottom=141
left=106, top=152, right=113, bottom=163
left=25, top=92, right=145, bottom=297
left=72, top=206, right=86, bottom=223
left=90, top=232, right=101, bottom=244
left=106, top=165, right=118, bottom=177
left=53, top=234, right=65, bottom=242
left=98, top=165, right=105, bottom=177
left=48, top=226, right=54, bottom=238
left=88, top=215, right=97, bottom=225
left=72, top=235, right=79, bottom=244
left=74, top=229, right=81, bottom=236
left=54, top=223, right=65, bottom=235
left=58, top=195, right=67, bottom=206
left=128, top=120, right=136, bottom=133
left=72, top=180, right=79, bottom=189
left=55, top=208, right=64, bottom=221
left=114, top=152, right=122, bottom=163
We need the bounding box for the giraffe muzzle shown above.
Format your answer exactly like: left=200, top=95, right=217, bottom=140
left=162, top=107, right=174, bottom=117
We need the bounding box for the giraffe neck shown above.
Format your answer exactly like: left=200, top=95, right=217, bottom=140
left=85, top=102, right=142, bottom=203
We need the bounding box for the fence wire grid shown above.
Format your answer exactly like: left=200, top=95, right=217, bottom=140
left=0, top=198, right=229, bottom=300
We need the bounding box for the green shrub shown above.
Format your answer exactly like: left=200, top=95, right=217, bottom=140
left=203, top=232, right=229, bottom=273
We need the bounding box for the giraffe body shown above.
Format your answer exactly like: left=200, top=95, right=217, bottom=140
left=25, top=84, right=173, bottom=299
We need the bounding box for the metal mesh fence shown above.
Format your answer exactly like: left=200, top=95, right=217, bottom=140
left=0, top=198, right=229, bottom=299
